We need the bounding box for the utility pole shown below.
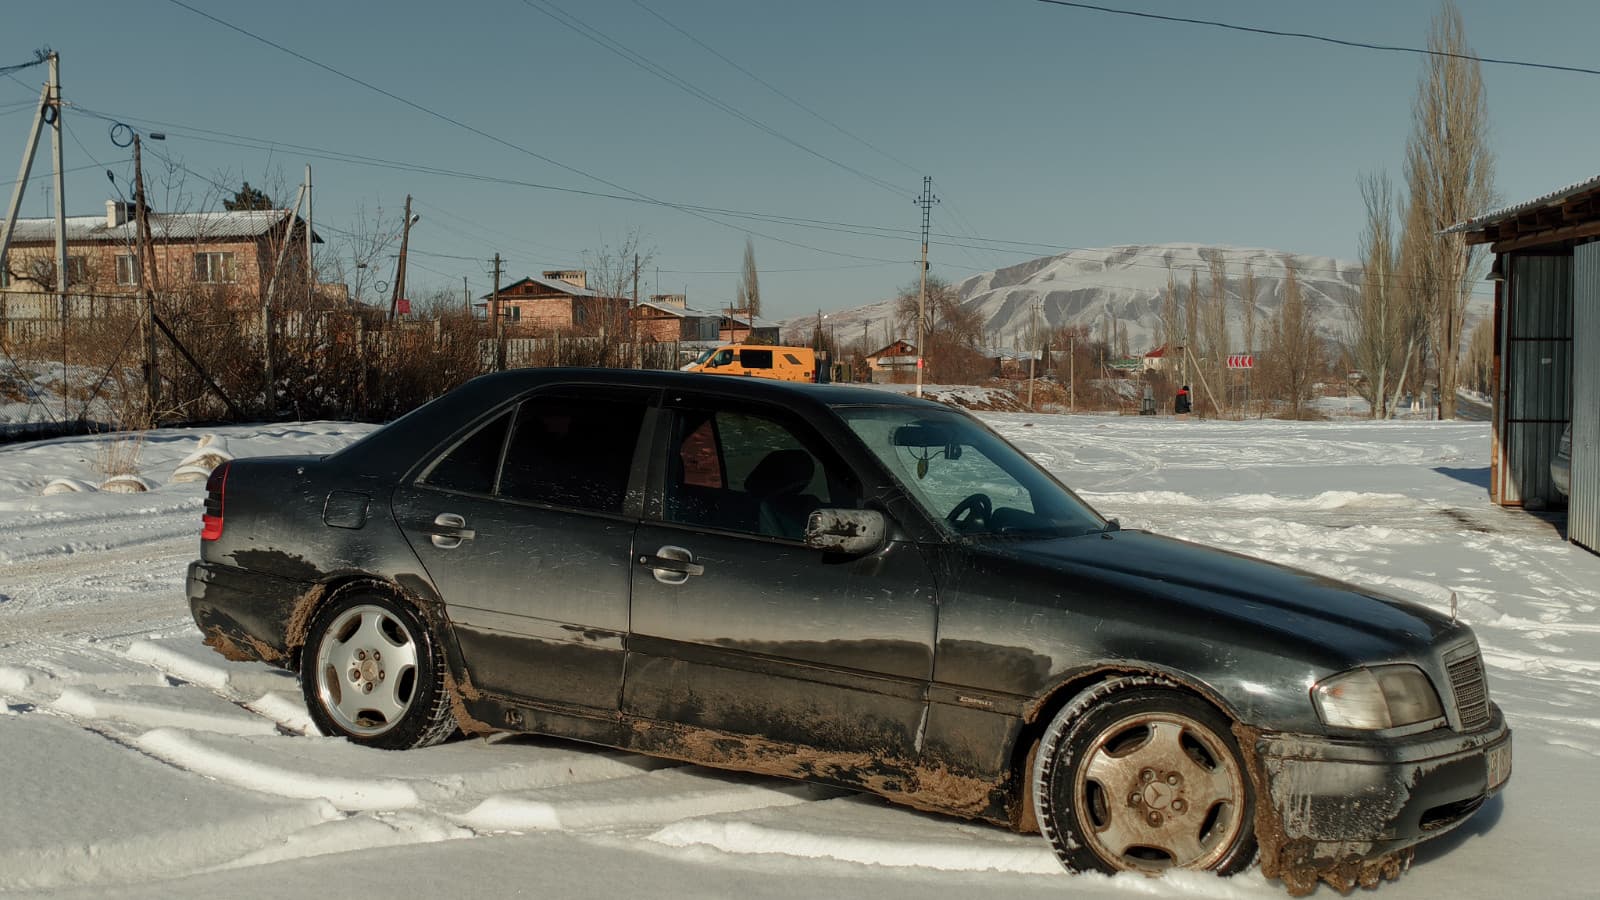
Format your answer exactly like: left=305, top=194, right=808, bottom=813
left=1028, top=298, right=1039, bottom=410
left=304, top=165, right=314, bottom=305
left=46, top=53, right=67, bottom=421
left=0, top=77, right=51, bottom=328
left=490, top=252, right=503, bottom=372
left=133, top=135, right=161, bottom=420
left=388, top=194, right=414, bottom=321
left=462, top=276, right=470, bottom=314
left=1069, top=329, right=1076, bottom=411
left=260, top=179, right=307, bottom=418
left=913, top=175, right=937, bottom=397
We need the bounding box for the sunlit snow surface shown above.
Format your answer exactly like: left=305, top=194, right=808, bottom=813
left=1, top=414, right=1594, bottom=898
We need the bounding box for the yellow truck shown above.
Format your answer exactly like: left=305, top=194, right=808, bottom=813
left=683, top=344, right=823, bottom=383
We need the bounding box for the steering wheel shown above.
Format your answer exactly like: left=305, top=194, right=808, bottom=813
left=946, top=492, right=992, bottom=531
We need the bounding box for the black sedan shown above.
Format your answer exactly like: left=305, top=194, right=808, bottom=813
left=187, top=368, right=1510, bottom=894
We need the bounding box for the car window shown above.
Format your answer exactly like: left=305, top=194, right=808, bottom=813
left=419, top=410, right=511, bottom=494
left=496, top=393, right=646, bottom=514
left=839, top=406, right=1104, bottom=539
left=783, top=353, right=803, bottom=366
left=664, top=408, right=856, bottom=540
left=738, top=349, right=773, bottom=369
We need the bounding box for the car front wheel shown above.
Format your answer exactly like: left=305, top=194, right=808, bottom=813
left=1033, top=678, right=1256, bottom=876
left=300, top=591, right=455, bottom=750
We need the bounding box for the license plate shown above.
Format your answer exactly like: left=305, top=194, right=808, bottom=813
left=1486, top=742, right=1512, bottom=790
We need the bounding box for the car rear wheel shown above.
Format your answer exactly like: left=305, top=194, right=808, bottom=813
left=300, top=592, right=454, bottom=750
left=1033, top=678, right=1256, bottom=877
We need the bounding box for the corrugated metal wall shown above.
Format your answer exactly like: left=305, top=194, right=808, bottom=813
left=1572, top=244, right=1600, bottom=551
left=1500, top=255, right=1573, bottom=506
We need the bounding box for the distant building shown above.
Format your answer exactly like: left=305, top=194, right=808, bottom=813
left=631, top=297, right=721, bottom=342
left=477, top=270, right=627, bottom=332
left=1, top=201, right=321, bottom=313
left=864, top=339, right=917, bottom=382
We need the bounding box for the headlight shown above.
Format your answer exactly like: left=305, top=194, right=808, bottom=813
left=1312, top=665, right=1444, bottom=730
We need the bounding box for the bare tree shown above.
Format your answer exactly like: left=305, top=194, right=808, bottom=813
left=735, top=238, right=762, bottom=319
left=1464, top=316, right=1493, bottom=397
left=581, top=229, right=654, bottom=361
left=1160, top=264, right=1181, bottom=362
left=1184, top=268, right=1201, bottom=386
left=1403, top=0, right=1495, bottom=418
left=1240, top=261, right=1257, bottom=414
left=1260, top=263, right=1324, bottom=418
left=1200, top=253, right=1230, bottom=416
left=1346, top=172, right=1409, bottom=418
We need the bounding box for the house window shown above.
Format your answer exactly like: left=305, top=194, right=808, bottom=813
left=65, top=256, right=89, bottom=286
left=193, top=252, right=235, bottom=284
left=115, top=254, right=140, bottom=287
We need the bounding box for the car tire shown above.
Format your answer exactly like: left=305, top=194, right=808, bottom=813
left=1033, top=676, right=1256, bottom=877
left=300, top=591, right=455, bottom=750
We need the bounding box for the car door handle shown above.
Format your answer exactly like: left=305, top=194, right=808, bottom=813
left=425, top=513, right=476, bottom=549
left=638, top=545, right=704, bottom=584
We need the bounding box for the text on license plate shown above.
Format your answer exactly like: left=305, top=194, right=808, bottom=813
left=1486, top=743, right=1512, bottom=790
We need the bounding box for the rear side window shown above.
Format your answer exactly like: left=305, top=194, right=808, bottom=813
left=738, top=349, right=773, bottom=369
left=421, top=411, right=511, bottom=494
left=497, top=394, right=647, bottom=513
left=783, top=353, right=802, bottom=366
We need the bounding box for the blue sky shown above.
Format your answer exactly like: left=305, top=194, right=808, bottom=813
left=5, top=1, right=1600, bottom=321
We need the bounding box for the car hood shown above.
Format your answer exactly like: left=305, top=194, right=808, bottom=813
left=973, top=529, right=1465, bottom=667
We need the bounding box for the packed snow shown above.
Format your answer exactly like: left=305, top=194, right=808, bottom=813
left=2, top=413, right=1595, bottom=898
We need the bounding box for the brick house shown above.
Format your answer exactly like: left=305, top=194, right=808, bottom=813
left=631, top=294, right=722, bottom=342
left=477, top=270, right=629, bottom=332
left=1, top=201, right=320, bottom=313
left=864, top=339, right=917, bottom=382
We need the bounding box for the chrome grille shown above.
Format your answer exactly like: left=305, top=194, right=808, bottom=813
left=1447, top=652, right=1491, bottom=731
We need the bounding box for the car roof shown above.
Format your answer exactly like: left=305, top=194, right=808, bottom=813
left=465, top=367, right=947, bottom=410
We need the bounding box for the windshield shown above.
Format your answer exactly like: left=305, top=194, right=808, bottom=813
left=838, top=406, right=1105, bottom=539
left=689, top=348, right=717, bottom=366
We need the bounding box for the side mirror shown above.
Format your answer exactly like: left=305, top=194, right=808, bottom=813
left=804, top=509, right=886, bottom=556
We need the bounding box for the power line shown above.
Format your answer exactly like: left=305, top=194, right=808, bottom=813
left=517, top=0, right=907, bottom=198
left=628, top=0, right=919, bottom=175
left=1033, top=1, right=1600, bottom=77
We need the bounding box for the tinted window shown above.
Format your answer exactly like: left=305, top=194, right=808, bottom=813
left=497, top=394, right=646, bottom=513
left=665, top=408, right=855, bottom=540
left=738, top=349, right=773, bottom=369
left=782, top=353, right=802, bottom=366
left=421, top=411, right=511, bottom=494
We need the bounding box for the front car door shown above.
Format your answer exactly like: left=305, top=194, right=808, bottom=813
left=622, top=394, right=940, bottom=776
left=392, top=385, right=653, bottom=715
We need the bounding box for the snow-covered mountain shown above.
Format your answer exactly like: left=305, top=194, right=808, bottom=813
left=786, top=243, right=1463, bottom=355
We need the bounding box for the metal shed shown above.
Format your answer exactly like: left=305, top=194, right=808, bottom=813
left=1449, top=176, right=1600, bottom=553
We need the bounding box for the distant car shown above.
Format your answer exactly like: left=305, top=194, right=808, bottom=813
left=682, top=343, right=821, bottom=383
left=187, top=369, right=1509, bottom=891
left=1552, top=424, right=1572, bottom=499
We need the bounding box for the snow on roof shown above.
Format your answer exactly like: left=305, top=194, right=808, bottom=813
left=1445, top=172, right=1600, bottom=234
left=4, top=209, right=322, bottom=244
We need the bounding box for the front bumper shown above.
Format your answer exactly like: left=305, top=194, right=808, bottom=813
left=1255, top=705, right=1510, bottom=853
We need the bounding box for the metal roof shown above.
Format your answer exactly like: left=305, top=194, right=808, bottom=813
left=5, top=208, right=323, bottom=244
left=479, top=275, right=602, bottom=300
left=635, top=298, right=717, bottom=317
left=1446, top=172, right=1600, bottom=234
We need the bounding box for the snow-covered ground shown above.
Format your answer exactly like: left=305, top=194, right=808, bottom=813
left=2, top=414, right=1595, bottom=898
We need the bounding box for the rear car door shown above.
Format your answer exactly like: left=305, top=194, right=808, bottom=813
left=623, top=396, right=939, bottom=760
left=392, top=386, right=652, bottom=714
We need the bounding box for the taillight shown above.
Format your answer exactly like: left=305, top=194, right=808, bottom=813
left=201, top=462, right=230, bottom=541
